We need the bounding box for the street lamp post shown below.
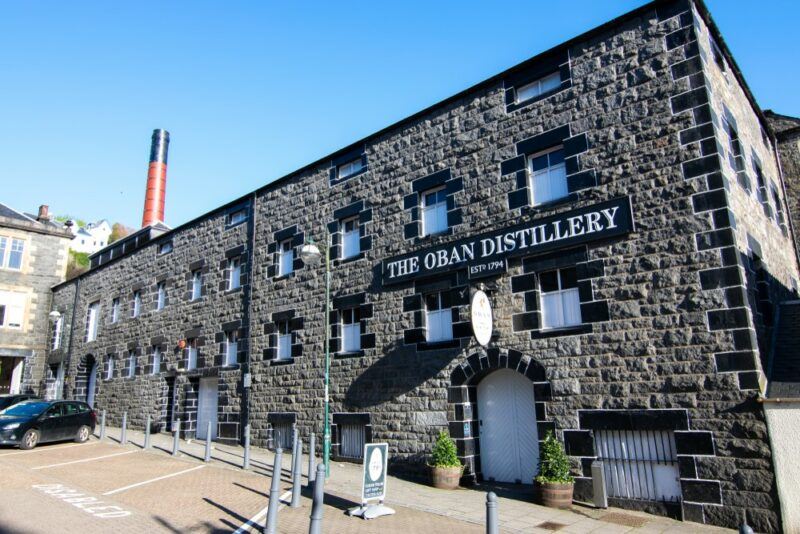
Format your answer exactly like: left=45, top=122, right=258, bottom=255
left=299, top=239, right=332, bottom=478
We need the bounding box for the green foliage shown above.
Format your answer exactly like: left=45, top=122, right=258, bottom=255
left=108, top=222, right=134, bottom=244
left=535, top=431, right=574, bottom=484
left=55, top=214, right=86, bottom=227
left=66, top=250, right=90, bottom=279
left=430, top=430, right=461, bottom=468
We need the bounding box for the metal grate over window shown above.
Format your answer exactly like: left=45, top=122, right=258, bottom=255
left=594, top=430, right=681, bottom=503
left=271, top=422, right=293, bottom=451
left=339, top=423, right=366, bottom=459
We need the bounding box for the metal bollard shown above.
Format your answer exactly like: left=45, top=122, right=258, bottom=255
left=308, top=463, right=326, bottom=534
left=486, top=492, right=498, bottom=534
left=204, top=421, right=212, bottom=462
left=307, top=432, right=316, bottom=487
left=265, top=448, right=283, bottom=534
left=120, top=412, right=127, bottom=445
left=291, top=434, right=302, bottom=507
left=243, top=424, right=251, bottom=470
left=99, top=410, right=106, bottom=440
left=144, top=414, right=151, bottom=450
left=739, top=509, right=754, bottom=534
left=172, top=419, right=181, bottom=456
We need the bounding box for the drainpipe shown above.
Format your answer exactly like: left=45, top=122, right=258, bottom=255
left=241, top=192, right=257, bottom=442
left=61, top=277, right=81, bottom=399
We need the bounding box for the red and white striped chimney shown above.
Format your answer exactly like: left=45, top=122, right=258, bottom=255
left=141, top=129, right=170, bottom=228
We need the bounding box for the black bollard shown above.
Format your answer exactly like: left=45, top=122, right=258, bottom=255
left=120, top=412, right=127, bottom=445
left=265, top=448, right=283, bottom=534
left=144, top=414, right=151, bottom=449
left=486, top=492, right=498, bottom=534
left=308, top=463, right=326, bottom=534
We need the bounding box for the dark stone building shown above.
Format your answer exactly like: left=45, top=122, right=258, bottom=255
left=42, top=0, right=800, bottom=530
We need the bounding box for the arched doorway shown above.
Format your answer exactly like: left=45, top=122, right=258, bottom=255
left=478, top=368, right=539, bottom=484
left=86, top=358, right=98, bottom=407
left=74, top=355, right=97, bottom=406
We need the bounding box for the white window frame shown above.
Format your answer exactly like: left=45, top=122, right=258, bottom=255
left=278, top=239, right=293, bottom=277
left=0, top=290, right=25, bottom=330
left=151, top=348, right=161, bottom=375
left=111, top=298, right=119, bottom=324
left=421, top=186, right=448, bottom=236
left=0, top=237, right=6, bottom=268
left=156, top=282, right=166, bottom=311
left=528, top=146, right=567, bottom=206
left=157, top=242, right=173, bottom=255
left=51, top=315, right=63, bottom=350
left=341, top=308, right=361, bottom=353
left=191, top=270, right=202, bottom=300
left=341, top=217, right=360, bottom=259
left=338, top=158, right=364, bottom=180
left=132, top=291, right=141, bottom=318
left=127, top=352, right=135, bottom=378
left=86, top=301, right=100, bottom=342
left=516, top=71, right=561, bottom=103
left=106, top=356, right=115, bottom=380
left=228, top=257, right=241, bottom=290
left=228, top=209, right=247, bottom=226
left=225, top=331, right=238, bottom=366
left=425, top=292, right=453, bottom=343
left=186, top=339, right=198, bottom=370
left=539, top=268, right=582, bottom=330
left=276, top=321, right=292, bottom=360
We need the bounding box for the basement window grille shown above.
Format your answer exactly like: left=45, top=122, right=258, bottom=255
left=271, top=421, right=293, bottom=451
left=339, top=423, right=366, bottom=459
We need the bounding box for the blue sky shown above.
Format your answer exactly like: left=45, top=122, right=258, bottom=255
left=1, top=1, right=797, bottom=228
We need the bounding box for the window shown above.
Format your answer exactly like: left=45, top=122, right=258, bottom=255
left=151, top=348, right=161, bottom=375
left=132, top=291, right=141, bottom=318
left=539, top=267, right=581, bottom=329
left=0, top=291, right=25, bottom=329
left=106, top=356, right=115, bottom=380
left=156, top=282, right=166, bottom=311
left=338, top=158, right=364, bottom=180
left=516, top=72, right=561, bottom=103
left=157, top=241, right=173, bottom=255
left=277, top=321, right=292, bottom=360
left=191, top=270, right=202, bottom=300
left=710, top=35, right=726, bottom=73
left=425, top=292, right=453, bottom=343
left=228, top=257, right=241, bottom=290
left=186, top=338, right=198, bottom=370
left=722, top=110, right=745, bottom=174
left=772, top=187, right=788, bottom=230
left=86, top=301, right=100, bottom=341
left=127, top=351, right=136, bottom=378
left=341, top=308, right=361, bottom=352
left=228, top=209, right=247, bottom=226
left=225, top=331, right=238, bottom=366
left=342, top=217, right=360, bottom=259
left=278, top=239, right=293, bottom=276
left=51, top=315, right=63, bottom=350
left=421, top=187, right=448, bottom=236
left=111, top=298, right=120, bottom=323
left=529, top=146, right=567, bottom=205
left=339, top=423, right=367, bottom=459
left=0, top=237, right=24, bottom=270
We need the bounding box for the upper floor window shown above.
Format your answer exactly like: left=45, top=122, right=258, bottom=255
left=338, top=158, right=364, bottom=180
left=425, top=291, right=453, bottom=343
left=0, top=237, right=25, bottom=270
left=186, top=338, right=198, bottom=370
left=278, top=239, right=293, bottom=277
left=111, top=298, right=120, bottom=323
left=86, top=301, right=100, bottom=342
left=277, top=321, right=292, bottom=360
left=191, top=270, right=202, bottom=300
left=421, top=187, right=448, bottom=236
left=529, top=146, right=567, bottom=205
left=51, top=315, right=63, bottom=350
left=709, top=35, right=726, bottom=73
left=156, top=282, right=167, bottom=311
left=228, top=257, right=241, bottom=290
left=0, top=290, right=25, bottom=329
left=225, top=331, right=238, bottom=366
left=106, top=355, right=115, bottom=380
left=342, top=217, right=360, bottom=259
left=516, top=72, right=560, bottom=103
left=157, top=241, right=173, bottom=255
left=722, top=110, right=745, bottom=174
left=540, top=267, right=581, bottom=330
left=151, top=348, right=161, bottom=375
left=132, top=290, right=142, bottom=318
left=228, top=209, right=247, bottom=226
left=341, top=308, right=361, bottom=352
left=127, top=351, right=136, bottom=378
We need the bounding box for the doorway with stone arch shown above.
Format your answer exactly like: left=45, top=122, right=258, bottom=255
left=74, top=354, right=98, bottom=408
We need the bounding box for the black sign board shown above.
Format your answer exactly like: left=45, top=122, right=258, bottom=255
left=382, top=196, right=634, bottom=285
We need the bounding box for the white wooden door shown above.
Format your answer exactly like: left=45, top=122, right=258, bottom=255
left=478, top=369, right=539, bottom=484
left=197, top=378, right=218, bottom=440
left=86, top=362, right=97, bottom=408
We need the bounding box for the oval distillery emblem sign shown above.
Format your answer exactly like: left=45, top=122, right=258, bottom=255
left=470, top=290, right=493, bottom=347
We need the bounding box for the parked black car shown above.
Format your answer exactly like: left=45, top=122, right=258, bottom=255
left=0, top=400, right=96, bottom=449
left=0, top=394, right=39, bottom=411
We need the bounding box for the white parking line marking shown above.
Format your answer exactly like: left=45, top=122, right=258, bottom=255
left=277, top=490, right=293, bottom=509
left=233, top=490, right=292, bottom=533
left=102, top=464, right=206, bottom=495
left=32, top=450, right=136, bottom=469
left=0, top=441, right=100, bottom=457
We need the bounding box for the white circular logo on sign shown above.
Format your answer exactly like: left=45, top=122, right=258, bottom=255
left=368, top=447, right=383, bottom=482
left=470, top=290, right=493, bottom=347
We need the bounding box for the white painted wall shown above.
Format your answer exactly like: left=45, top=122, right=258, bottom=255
left=764, top=402, right=800, bottom=534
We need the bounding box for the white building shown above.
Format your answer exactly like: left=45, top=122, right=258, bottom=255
left=70, top=220, right=111, bottom=254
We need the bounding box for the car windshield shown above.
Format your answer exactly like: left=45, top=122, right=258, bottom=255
left=0, top=401, right=50, bottom=417
left=0, top=398, right=17, bottom=410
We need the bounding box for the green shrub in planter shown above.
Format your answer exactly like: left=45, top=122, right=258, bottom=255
left=431, top=430, right=461, bottom=467
left=535, top=431, right=574, bottom=484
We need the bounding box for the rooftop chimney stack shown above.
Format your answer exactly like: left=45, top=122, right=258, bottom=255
left=141, top=128, right=170, bottom=228
left=37, top=205, right=50, bottom=222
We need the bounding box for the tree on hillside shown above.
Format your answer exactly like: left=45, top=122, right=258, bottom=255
left=109, top=222, right=135, bottom=244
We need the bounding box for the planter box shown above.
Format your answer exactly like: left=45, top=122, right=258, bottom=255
left=431, top=466, right=463, bottom=489
left=534, top=480, right=574, bottom=509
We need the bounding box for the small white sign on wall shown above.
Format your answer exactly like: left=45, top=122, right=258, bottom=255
left=470, top=290, right=493, bottom=347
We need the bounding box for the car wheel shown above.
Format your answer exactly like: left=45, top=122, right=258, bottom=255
left=75, top=425, right=91, bottom=443
left=20, top=429, right=39, bottom=450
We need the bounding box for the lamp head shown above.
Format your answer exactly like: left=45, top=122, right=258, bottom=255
left=299, top=242, right=322, bottom=265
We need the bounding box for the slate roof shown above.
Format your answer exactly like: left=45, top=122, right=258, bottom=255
left=767, top=301, right=800, bottom=398
left=0, top=202, right=37, bottom=224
